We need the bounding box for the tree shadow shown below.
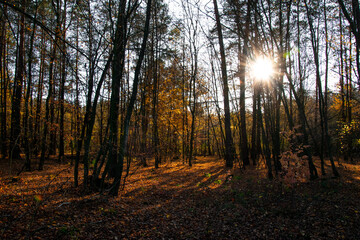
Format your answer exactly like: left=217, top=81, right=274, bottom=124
left=2, top=156, right=360, bottom=239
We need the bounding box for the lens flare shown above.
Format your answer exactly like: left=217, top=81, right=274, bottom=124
left=250, top=56, right=274, bottom=81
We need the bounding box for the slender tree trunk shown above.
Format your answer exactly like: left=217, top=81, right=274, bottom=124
left=258, top=86, right=272, bottom=179
left=73, top=18, right=81, bottom=184
left=39, top=11, right=60, bottom=170
left=48, top=2, right=61, bottom=157
left=232, top=0, right=250, bottom=166
left=104, top=0, right=127, bottom=183
left=152, top=64, right=160, bottom=169
left=34, top=29, right=45, bottom=157
left=213, top=0, right=235, bottom=168
left=81, top=0, right=97, bottom=186
left=207, top=115, right=212, bottom=156
left=10, top=3, right=26, bottom=160
left=273, top=0, right=287, bottom=175
left=322, top=0, right=329, bottom=175
left=189, top=105, right=196, bottom=167
left=188, top=49, right=198, bottom=167
left=23, top=7, right=38, bottom=170
left=83, top=53, right=113, bottom=185
left=181, top=37, right=186, bottom=163
left=58, top=0, right=67, bottom=163
left=140, top=71, right=148, bottom=167
left=284, top=72, right=318, bottom=180
left=339, top=10, right=346, bottom=125
left=109, top=0, right=152, bottom=196
left=0, top=6, right=8, bottom=159
left=305, top=0, right=339, bottom=177
left=209, top=56, right=226, bottom=159
left=152, top=5, right=160, bottom=169
left=251, top=85, right=258, bottom=165
left=337, top=0, right=360, bottom=87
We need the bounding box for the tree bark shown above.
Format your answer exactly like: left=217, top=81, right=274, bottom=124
left=337, top=0, right=360, bottom=87
left=231, top=0, right=250, bottom=166
left=109, top=0, right=152, bottom=196
left=58, top=0, right=67, bottom=163
left=213, top=0, right=235, bottom=168
left=10, top=2, right=26, bottom=160
left=39, top=6, right=60, bottom=170
left=0, top=5, right=8, bottom=159
left=23, top=4, right=38, bottom=170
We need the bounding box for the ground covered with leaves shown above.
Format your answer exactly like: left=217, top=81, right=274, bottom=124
left=1, top=156, right=360, bottom=239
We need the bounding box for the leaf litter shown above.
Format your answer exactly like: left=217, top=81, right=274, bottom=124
left=0, top=156, right=360, bottom=239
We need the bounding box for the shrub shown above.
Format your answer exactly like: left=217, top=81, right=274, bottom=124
left=338, top=120, right=360, bottom=159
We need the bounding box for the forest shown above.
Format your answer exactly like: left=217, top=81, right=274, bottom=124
left=0, top=0, right=360, bottom=239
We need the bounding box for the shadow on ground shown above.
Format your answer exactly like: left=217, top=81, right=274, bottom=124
left=1, top=156, right=360, bottom=239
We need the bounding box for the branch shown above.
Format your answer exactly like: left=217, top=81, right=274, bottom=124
left=0, top=0, right=90, bottom=60
left=337, top=0, right=358, bottom=39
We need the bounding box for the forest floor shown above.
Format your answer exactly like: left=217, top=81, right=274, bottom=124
left=0, top=156, right=360, bottom=239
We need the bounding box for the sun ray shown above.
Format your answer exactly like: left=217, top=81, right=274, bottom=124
left=250, top=56, right=274, bottom=82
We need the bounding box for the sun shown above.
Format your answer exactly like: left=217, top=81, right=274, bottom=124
left=250, top=56, right=274, bottom=81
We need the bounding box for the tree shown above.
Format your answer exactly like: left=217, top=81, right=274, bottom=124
left=23, top=1, right=40, bottom=170
left=103, top=0, right=129, bottom=184
left=109, top=0, right=152, bottom=196
left=58, top=0, right=67, bottom=163
left=337, top=0, right=360, bottom=87
left=0, top=5, right=8, bottom=159
left=39, top=1, right=61, bottom=170
left=213, top=0, right=235, bottom=168
left=227, top=0, right=251, bottom=167
left=305, top=0, right=339, bottom=177
left=181, top=0, right=201, bottom=167
left=10, top=1, right=26, bottom=160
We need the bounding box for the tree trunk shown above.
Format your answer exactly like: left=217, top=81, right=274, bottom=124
left=102, top=0, right=128, bottom=186
left=337, top=0, right=360, bottom=87
left=33, top=31, right=44, bottom=158
left=39, top=10, right=60, bottom=170
left=58, top=0, right=67, bottom=163
left=10, top=2, right=26, bottom=160
left=213, top=0, right=235, bottom=168
left=140, top=58, right=148, bottom=167
left=23, top=6, right=38, bottom=170
left=258, top=86, right=272, bottom=179
left=231, top=0, right=250, bottom=167
left=109, top=0, right=152, bottom=196
left=152, top=5, right=160, bottom=169
left=0, top=5, right=8, bottom=159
